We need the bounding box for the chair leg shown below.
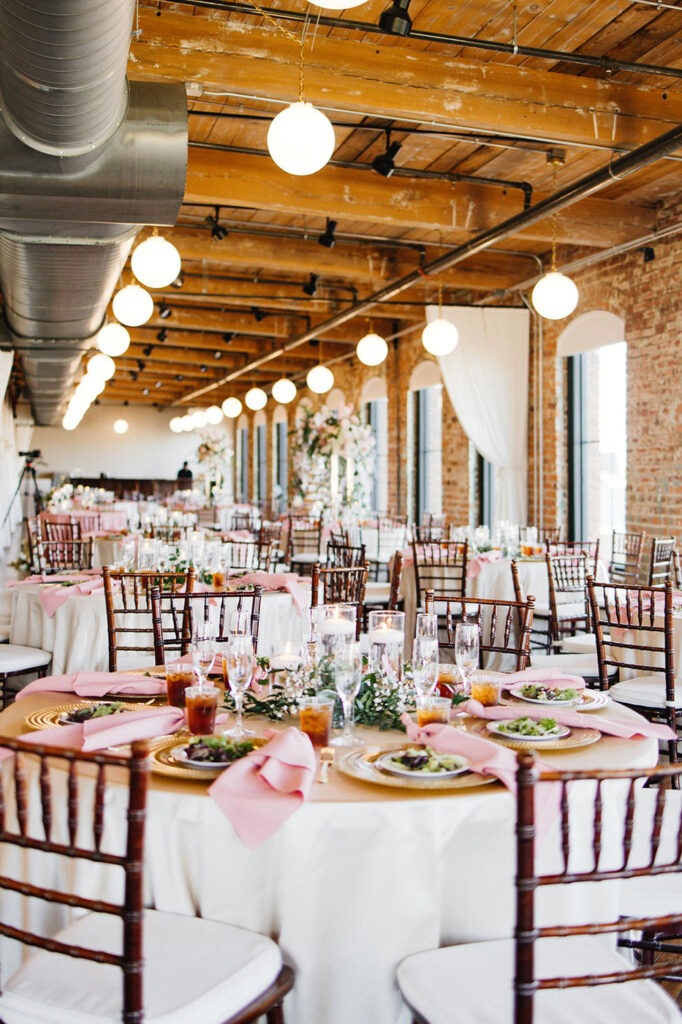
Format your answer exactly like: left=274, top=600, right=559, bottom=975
left=266, top=1005, right=285, bottom=1024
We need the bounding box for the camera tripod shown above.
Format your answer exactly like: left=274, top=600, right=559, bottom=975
left=1, top=453, right=43, bottom=529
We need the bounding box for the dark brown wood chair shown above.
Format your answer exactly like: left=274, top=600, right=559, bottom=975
left=412, top=539, right=468, bottom=609
left=102, top=566, right=195, bottom=671
left=42, top=517, right=82, bottom=543
left=587, top=575, right=678, bottom=764
left=311, top=562, right=368, bottom=638
left=151, top=586, right=264, bottom=661
left=286, top=516, right=322, bottom=576
left=326, top=541, right=367, bottom=568
left=0, top=735, right=294, bottom=1023
left=398, top=753, right=682, bottom=1024
left=648, top=536, right=676, bottom=586
left=546, top=538, right=600, bottom=577
left=36, top=537, right=94, bottom=573
left=610, top=529, right=645, bottom=585
left=545, top=552, right=591, bottom=652
left=225, top=539, right=276, bottom=572
left=149, top=523, right=195, bottom=542
left=417, top=512, right=448, bottom=542
left=424, top=587, right=535, bottom=672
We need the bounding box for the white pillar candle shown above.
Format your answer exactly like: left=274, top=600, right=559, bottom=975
left=370, top=628, right=405, bottom=644
left=320, top=618, right=356, bottom=636
left=270, top=654, right=302, bottom=671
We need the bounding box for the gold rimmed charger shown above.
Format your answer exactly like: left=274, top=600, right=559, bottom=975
left=455, top=716, right=600, bottom=751
left=24, top=702, right=147, bottom=731
left=148, top=734, right=267, bottom=782
left=501, top=689, right=609, bottom=713
left=338, top=743, right=498, bottom=792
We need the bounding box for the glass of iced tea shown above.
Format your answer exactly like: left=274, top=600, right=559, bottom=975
left=185, top=685, right=220, bottom=735
left=470, top=673, right=502, bottom=707
left=165, top=661, right=196, bottom=708
left=436, top=663, right=460, bottom=698
left=416, top=695, right=452, bottom=727
left=299, top=696, right=335, bottom=748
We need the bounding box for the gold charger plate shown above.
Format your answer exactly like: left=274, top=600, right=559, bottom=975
left=338, top=743, right=498, bottom=792
left=148, top=734, right=267, bottom=782
left=455, top=716, right=600, bottom=751
left=24, top=702, right=148, bottom=731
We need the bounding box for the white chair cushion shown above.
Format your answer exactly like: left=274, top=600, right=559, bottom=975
left=609, top=675, right=682, bottom=710
left=531, top=651, right=601, bottom=676
left=364, top=582, right=391, bottom=605
left=0, top=645, right=52, bottom=673
left=560, top=632, right=598, bottom=655
left=397, top=935, right=681, bottom=1024
left=0, top=909, right=282, bottom=1024
left=554, top=601, right=589, bottom=620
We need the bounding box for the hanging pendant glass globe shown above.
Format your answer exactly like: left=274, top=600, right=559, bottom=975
left=267, top=102, right=336, bottom=176
left=245, top=387, right=268, bottom=411
left=222, top=397, right=243, bottom=419
left=112, top=284, right=154, bottom=327
left=205, top=405, right=224, bottom=425
left=86, top=353, right=116, bottom=380
left=180, top=414, right=194, bottom=431
left=531, top=271, right=579, bottom=320
left=169, top=417, right=184, bottom=433
left=190, top=409, right=208, bottom=430
left=131, top=235, right=181, bottom=289
left=422, top=317, right=459, bottom=357
left=272, top=378, right=297, bottom=404
left=307, top=364, right=334, bottom=394
left=97, top=323, right=130, bottom=357
left=356, top=332, right=388, bottom=367
left=113, top=419, right=129, bottom=435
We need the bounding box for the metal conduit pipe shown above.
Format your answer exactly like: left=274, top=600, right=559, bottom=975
left=175, top=0, right=682, bottom=81
left=178, top=120, right=682, bottom=404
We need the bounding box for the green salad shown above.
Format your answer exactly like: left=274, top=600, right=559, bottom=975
left=391, top=746, right=466, bottom=773
left=496, top=717, right=560, bottom=737
left=519, top=684, right=578, bottom=702
left=183, top=736, right=256, bottom=764
left=64, top=702, right=124, bottom=724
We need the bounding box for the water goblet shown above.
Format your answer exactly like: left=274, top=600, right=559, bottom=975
left=412, top=635, right=439, bottom=700
left=415, top=612, right=438, bottom=641
left=454, top=621, right=479, bottom=696
left=191, top=619, right=217, bottom=686
left=224, top=634, right=255, bottom=738
left=330, top=641, right=364, bottom=746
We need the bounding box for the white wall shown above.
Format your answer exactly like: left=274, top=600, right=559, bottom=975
left=32, top=404, right=227, bottom=480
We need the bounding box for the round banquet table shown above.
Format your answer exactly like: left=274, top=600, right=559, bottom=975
left=0, top=693, right=660, bottom=1024
left=9, top=584, right=307, bottom=674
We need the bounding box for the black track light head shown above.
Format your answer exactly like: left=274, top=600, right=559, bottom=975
left=156, top=328, right=168, bottom=342
left=379, top=0, right=412, bottom=36
left=372, top=132, right=402, bottom=177
left=302, top=273, right=319, bottom=297
left=136, top=359, right=146, bottom=372
left=205, top=206, right=228, bottom=242
left=318, top=218, right=337, bottom=249
left=143, top=345, right=153, bottom=357
left=251, top=306, right=266, bottom=322
left=158, top=301, right=171, bottom=319
left=222, top=332, right=234, bottom=344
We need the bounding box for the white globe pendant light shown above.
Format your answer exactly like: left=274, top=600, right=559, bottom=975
left=422, top=317, right=459, bottom=357
left=169, top=416, right=184, bottom=433
left=356, top=331, right=388, bottom=367
left=307, top=364, right=334, bottom=394
left=86, top=352, right=116, bottom=380
left=113, top=284, right=154, bottom=327
left=191, top=409, right=208, bottom=430
left=113, top=418, right=129, bottom=435
left=131, top=234, right=181, bottom=289
left=531, top=271, right=579, bottom=320
left=272, top=377, right=297, bottom=404
left=206, top=404, right=224, bottom=425
left=267, top=102, right=335, bottom=176
left=245, top=387, right=267, bottom=411
left=222, top=397, right=242, bottom=419
left=180, top=414, right=194, bottom=431
left=97, top=323, right=130, bottom=357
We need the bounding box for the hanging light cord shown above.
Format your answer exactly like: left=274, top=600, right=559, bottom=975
left=242, top=0, right=307, bottom=101
left=550, top=161, right=559, bottom=272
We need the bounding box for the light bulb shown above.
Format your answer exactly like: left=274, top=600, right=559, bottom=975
left=169, top=417, right=184, bottom=433
left=86, top=353, right=115, bottom=380
left=112, top=284, right=154, bottom=327
left=206, top=404, right=224, bottom=425
left=97, top=323, right=130, bottom=357
left=267, top=102, right=335, bottom=176
left=531, top=271, right=579, bottom=320
left=307, top=364, right=334, bottom=394
left=222, top=397, right=242, bottom=419
left=272, top=378, right=297, bottom=404
left=356, top=332, right=388, bottom=366
left=180, top=414, right=194, bottom=431
left=113, top=418, right=128, bottom=435
left=422, top=317, right=459, bottom=357
left=191, top=410, right=208, bottom=429
left=131, top=235, right=181, bottom=289
left=77, top=374, right=105, bottom=398
left=245, top=387, right=267, bottom=411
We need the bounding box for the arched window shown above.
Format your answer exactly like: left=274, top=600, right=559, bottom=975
left=326, top=387, right=346, bottom=412
left=560, top=312, right=627, bottom=548
left=253, top=410, right=267, bottom=504
left=272, top=405, right=288, bottom=513
left=408, top=360, right=442, bottom=522
left=361, top=377, right=388, bottom=513
left=236, top=413, right=249, bottom=503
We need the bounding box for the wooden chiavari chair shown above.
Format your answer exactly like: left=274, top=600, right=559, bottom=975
left=150, top=523, right=194, bottom=542
left=75, top=511, right=103, bottom=534
left=675, top=548, right=682, bottom=590
left=0, top=736, right=294, bottom=1023
left=42, top=517, right=81, bottom=543
left=231, top=510, right=258, bottom=532
left=102, top=566, right=195, bottom=672
left=398, top=753, right=682, bottom=1024
left=412, top=538, right=468, bottom=608
left=311, top=563, right=368, bottom=639
left=545, top=552, right=591, bottom=652
left=196, top=506, right=220, bottom=529
left=610, top=529, right=645, bottom=585
left=225, top=539, right=276, bottom=572
left=362, top=514, right=407, bottom=582
left=151, top=586, right=264, bottom=660
left=258, top=521, right=285, bottom=565
left=287, top=516, right=322, bottom=576
left=424, top=587, right=535, bottom=672
left=326, top=541, right=367, bottom=568
left=546, top=538, right=600, bottom=576
left=648, top=536, right=676, bottom=586
left=36, top=537, right=94, bottom=573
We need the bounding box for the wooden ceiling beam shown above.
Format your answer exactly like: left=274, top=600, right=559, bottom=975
left=123, top=342, right=322, bottom=373
left=125, top=328, right=353, bottom=360
left=129, top=10, right=682, bottom=151
left=186, top=148, right=654, bottom=247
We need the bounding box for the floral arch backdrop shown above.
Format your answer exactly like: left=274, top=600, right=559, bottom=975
left=291, top=404, right=375, bottom=517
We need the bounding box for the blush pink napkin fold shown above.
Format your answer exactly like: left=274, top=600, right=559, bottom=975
left=236, top=572, right=310, bottom=614
left=208, top=726, right=316, bottom=848
left=466, top=549, right=503, bottom=579
left=459, top=698, right=676, bottom=740
left=15, top=672, right=167, bottom=701
left=0, top=707, right=185, bottom=758
left=37, top=576, right=105, bottom=617
left=502, top=668, right=586, bottom=690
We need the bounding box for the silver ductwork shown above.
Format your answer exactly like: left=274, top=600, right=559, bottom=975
left=0, top=1, right=188, bottom=426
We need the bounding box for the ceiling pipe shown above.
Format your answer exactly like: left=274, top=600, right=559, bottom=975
left=177, top=120, right=682, bottom=405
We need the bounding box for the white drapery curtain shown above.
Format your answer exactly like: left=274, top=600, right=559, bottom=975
left=429, top=305, right=530, bottom=524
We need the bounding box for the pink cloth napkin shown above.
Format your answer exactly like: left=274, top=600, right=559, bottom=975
left=6, top=569, right=101, bottom=587
left=1, top=707, right=185, bottom=757
left=208, top=727, right=316, bottom=847
left=38, top=576, right=104, bottom=618
left=503, top=668, right=586, bottom=690
left=224, top=530, right=255, bottom=542
left=237, top=572, right=310, bottom=614
left=467, top=549, right=503, bottom=579
left=459, top=698, right=676, bottom=741
left=15, top=672, right=166, bottom=701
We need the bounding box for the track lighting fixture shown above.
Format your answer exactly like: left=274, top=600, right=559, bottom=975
left=205, top=206, right=228, bottom=241
left=176, top=374, right=184, bottom=381
left=158, top=301, right=171, bottom=320
left=170, top=271, right=184, bottom=289
left=143, top=345, right=153, bottom=357
left=378, top=0, right=412, bottom=36
left=372, top=130, right=402, bottom=178
left=251, top=307, right=266, bottom=322
left=154, top=381, right=162, bottom=389
left=200, top=365, right=207, bottom=373
left=137, top=359, right=146, bottom=372
left=318, top=218, right=337, bottom=249
left=302, top=273, right=319, bottom=297
left=222, top=332, right=234, bottom=344
left=156, top=328, right=168, bottom=342
left=214, top=351, right=222, bottom=359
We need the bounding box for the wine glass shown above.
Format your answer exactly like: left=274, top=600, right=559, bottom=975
left=228, top=607, right=249, bottom=637
left=415, top=612, right=437, bottom=641
left=412, top=635, right=439, bottom=699
left=455, top=621, right=479, bottom=695
left=224, top=634, right=255, bottom=738
left=191, top=618, right=216, bottom=687
left=330, top=641, right=364, bottom=746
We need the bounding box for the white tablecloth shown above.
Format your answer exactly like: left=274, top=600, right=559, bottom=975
left=0, top=695, right=660, bottom=1024
left=9, top=585, right=306, bottom=673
